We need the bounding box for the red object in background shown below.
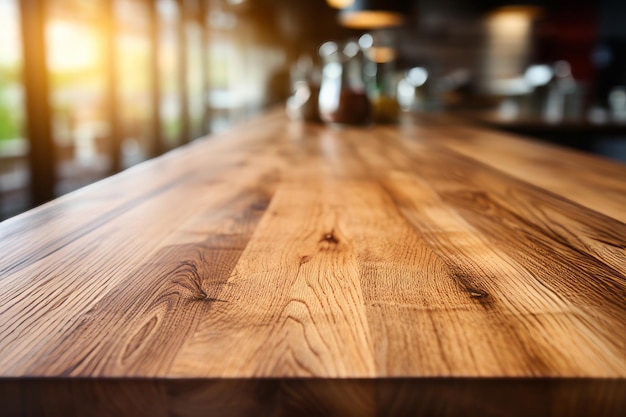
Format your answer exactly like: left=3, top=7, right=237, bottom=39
left=534, top=2, right=598, bottom=82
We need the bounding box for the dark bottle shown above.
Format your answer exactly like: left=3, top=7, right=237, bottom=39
left=360, top=32, right=400, bottom=124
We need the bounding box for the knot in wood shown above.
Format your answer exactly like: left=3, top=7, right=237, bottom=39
left=320, top=232, right=339, bottom=244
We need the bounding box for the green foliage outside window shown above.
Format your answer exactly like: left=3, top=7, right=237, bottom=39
left=0, top=65, right=23, bottom=143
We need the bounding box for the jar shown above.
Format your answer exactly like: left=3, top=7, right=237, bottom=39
left=318, top=41, right=372, bottom=126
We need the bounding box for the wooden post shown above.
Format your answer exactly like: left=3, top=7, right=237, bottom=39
left=199, top=0, right=210, bottom=136
left=104, top=0, right=122, bottom=174
left=19, top=0, right=55, bottom=206
left=178, top=0, right=191, bottom=144
left=149, top=0, right=164, bottom=157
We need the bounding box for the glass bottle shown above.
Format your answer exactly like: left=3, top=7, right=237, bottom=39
left=360, top=33, right=400, bottom=124
left=318, top=40, right=372, bottom=126
left=286, top=55, right=321, bottom=122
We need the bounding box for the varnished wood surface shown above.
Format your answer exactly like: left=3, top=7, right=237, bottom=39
left=0, top=110, right=625, bottom=416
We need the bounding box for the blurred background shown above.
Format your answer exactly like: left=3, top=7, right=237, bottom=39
left=0, top=0, right=624, bottom=220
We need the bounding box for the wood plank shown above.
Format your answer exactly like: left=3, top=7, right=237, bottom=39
left=0, top=122, right=285, bottom=376
left=416, top=116, right=626, bottom=223
left=171, top=132, right=376, bottom=377
left=348, top=132, right=625, bottom=377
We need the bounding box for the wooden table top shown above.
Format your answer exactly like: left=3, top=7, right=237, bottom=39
left=0, top=110, right=625, bottom=416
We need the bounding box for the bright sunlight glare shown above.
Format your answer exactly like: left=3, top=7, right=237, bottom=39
left=46, top=20, right=102, bottom=72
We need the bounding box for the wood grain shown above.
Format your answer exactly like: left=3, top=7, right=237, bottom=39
left=0, top=110, right=624, bottom=416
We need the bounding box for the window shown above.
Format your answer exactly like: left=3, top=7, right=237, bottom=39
left=0, top=0, right=29, bottom=219
left=0, top=0, right=285, bottom=221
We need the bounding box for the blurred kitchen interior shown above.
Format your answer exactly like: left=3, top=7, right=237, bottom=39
left=0, top=0, right=624, bottom=220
